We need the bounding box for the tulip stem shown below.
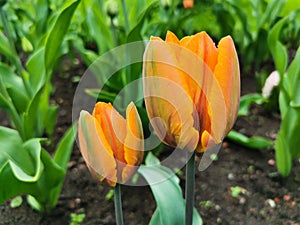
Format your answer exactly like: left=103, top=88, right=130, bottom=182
left=114, top=183, right=124, bottom=225
left=185, top=151, right=195, bottom=225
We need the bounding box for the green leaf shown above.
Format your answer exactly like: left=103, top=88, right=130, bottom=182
left=35, top=0, right=49, bottom=35
left=0, top=32, right=15, bottom=60
left=85, top=89, right=117, bottom=103
left=280, top=106, right=300, bottom=159
left=0, top=127, right=41, bottom=181
left=26, top=48, right=46, bottom=94
left=150, top=207, right=201, bottom=225
left=139, top=154, right=202, bottom=225
left=281, top=0, right=300, bottom=16
left=279, top=90, right=289, bottom=118
left=267, top=16, right=289, bottom=76
left=23, top=87, right=43, bottom=139
left=10, top=196, right=23, bottom=208
left=145, top=152, right=160, bottom=166
left=227, top=130, right=274, bottom=149
left=275, top=131, right=291, bottom=177
left=238, top=93, right=265, bottom=116
left=44, top=0, right=80, bottom=75
left=285, top=46, right=300, bottom=103
left=83, top=0, right=114, bottom=54
left=0, top=129, right=65, bottom=211
left=0, top=63, right=30, bottom=113
left=127, top=1, right=159, bottom=43
left=44, top=104, right=58, bottom=136
left=53, top=123, right=77, bottom=169
left=49, top=123, right=78, bottom=208
left=259, top=0, right=285, bottom=28
left=123, top=2, right=158, bottom=107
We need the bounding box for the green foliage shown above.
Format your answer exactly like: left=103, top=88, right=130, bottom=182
left=227, top=130, right=273, bottom=149
left=139, top=153, right=202, bottom=225
left=70, top=212, right=86, bottom=225
left=44, top=0, right=80, bottom=76
left=9, top=196, right=23, bottom=208
left=0, top=0, right=80, bottom=212
left=0, top=124, right=77, bottom=212
left=267, top=11, right=300, bottom=176
left=238, top=93, right=266, bottom=116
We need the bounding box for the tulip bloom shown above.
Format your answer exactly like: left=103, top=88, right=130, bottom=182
left=143, top=31, right=240, bottom=152
left=78, top=102, right=144, bottom=187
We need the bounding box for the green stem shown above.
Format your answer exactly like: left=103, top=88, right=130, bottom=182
left=120, top=0, right=130, bottom=34
left=114, top=183, right=124, bottom=225
left=185, top=151, right=195, bottom=225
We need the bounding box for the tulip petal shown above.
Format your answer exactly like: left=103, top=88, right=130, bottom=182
left=122, top=102, right=144, bottom=183
left=143, top=76, right=199, bottom=151
left=165, top=31, right=180, bottom=45
left=78, top=110, right=117, bottom=186
left=214, top=36, right=240, bottom=134
left=196, top=130, right=217, bottom=153
left=196, top=68, right=227, bottom=149
left=93, top=102, right=127, bottom=164
left=180, top=32, right=218, bottom=72
left=143, top=39, right=200, bottom=151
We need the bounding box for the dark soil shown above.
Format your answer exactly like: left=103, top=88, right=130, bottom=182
left=0, top=61, right=300, bottom=225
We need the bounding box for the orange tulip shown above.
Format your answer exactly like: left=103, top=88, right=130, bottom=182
left=143, top=31, right=240, bottom=152
left=183, top=0, right=194, bottom=8
left=78, top=102, right=144, bottom=186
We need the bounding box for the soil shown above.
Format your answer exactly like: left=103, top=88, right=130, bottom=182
left=0, top=59, right=300, bottom=225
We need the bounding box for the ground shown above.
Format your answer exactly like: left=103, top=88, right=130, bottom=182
left=0, top=61, right=299, bottom=225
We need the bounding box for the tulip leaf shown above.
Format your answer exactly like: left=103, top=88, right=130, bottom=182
left=0, top=127, right=40, bottom=181
left=44, top=104, right=59, bottom=136
left=85, top=88, right=117, bottom=103
left=0, top=126, right=65, bottom=212
left=23, top=87, right=43, bottom=139
left=275, top=131, right=291, bottom=177
left=139, top=153, right=202, bottom=225
left=267, top=16, right=289, bottom=76
left=127, top=1, right=159, bottom=43
left=285, top=46, right=300, bottom=103
left=53, top=123, right=77, bottom=169
left=26, top=48, right=46, bottom=94
left=0, top=32, right=15, bottom=60
left=258, top=0, right=285, bottom=28
left=0, top=63, right=30, bottom=113
left=227, top=130, right=274, bottom=149
left=0, top=127, right=67, bottom=211
left=44, top=0, right=80, bottom=75
left=145, top=152, right=160, bottom=166
left=238, top=93, right=265, bottom=116
left=83, top=0, right=114, bottom=54
left=50, top=123, right=78, bottom=208
left=278, top=106, right=300, bottom=159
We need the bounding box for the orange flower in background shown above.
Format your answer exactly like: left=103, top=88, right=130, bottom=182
left=143, top=31, right=240, bottom=153
left=183, top=0, right=194, bottom=8
left=78, top=102, right=144, bottom=187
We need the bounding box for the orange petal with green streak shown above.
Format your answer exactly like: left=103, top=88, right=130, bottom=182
left=214, top=36, right=240, bottom=135
left=78, top=110, right=117, bottom=186
left=143, top=39, right=199, bottom=150
left=122, top=102, right=144, bottom=183
left=180, top=31, right=218, bottom=73
left=93, top=102, right=127, bottom=164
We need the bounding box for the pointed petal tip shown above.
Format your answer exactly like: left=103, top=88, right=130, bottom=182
left=150, top=36, right=163, bottom=41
